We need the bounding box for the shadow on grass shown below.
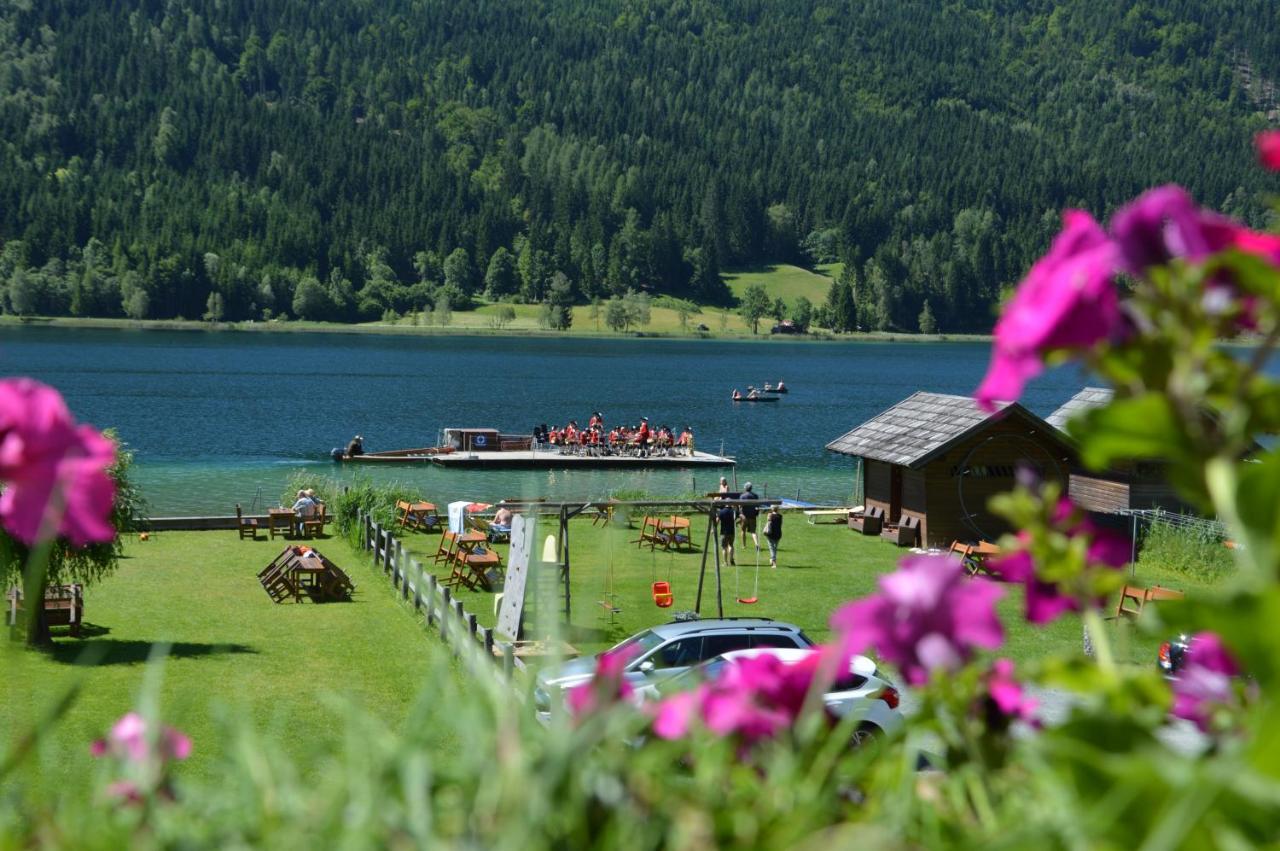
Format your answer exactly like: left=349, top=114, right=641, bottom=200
left=47, top=639, right=258, bottom=666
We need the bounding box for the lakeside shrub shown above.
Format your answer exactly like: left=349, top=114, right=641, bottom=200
left=1137, top=515, right=1235, bottom=580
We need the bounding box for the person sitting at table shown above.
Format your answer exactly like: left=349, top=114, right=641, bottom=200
left=291, top=489, right=316, bottom=535
left=346, top=435, right=364, bottom=457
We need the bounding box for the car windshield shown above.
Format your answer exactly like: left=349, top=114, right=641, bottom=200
left=609, top=630, right=665, bottom=659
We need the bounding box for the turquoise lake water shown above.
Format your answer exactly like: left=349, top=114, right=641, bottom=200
left=0, top=327, right=1096, bottom=514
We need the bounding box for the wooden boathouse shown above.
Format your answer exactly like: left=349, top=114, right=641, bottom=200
left=1046, top=387, right=1192, bottom=514
left=825, top=392, right=1076, bottom=547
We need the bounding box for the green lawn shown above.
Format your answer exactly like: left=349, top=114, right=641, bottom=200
left=724, top=264, right=835, bottom=305
left=1, top=531, right=450, bottom=803
left=393, top=513, right=1202, bottom=668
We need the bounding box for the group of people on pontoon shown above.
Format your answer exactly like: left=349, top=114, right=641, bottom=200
left=533, top=413, right=695, bottom=457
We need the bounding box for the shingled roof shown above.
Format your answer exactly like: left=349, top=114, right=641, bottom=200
left=825, top=391, right=1065, bottom=469
left=1045, top=387, right=1114, bottom=432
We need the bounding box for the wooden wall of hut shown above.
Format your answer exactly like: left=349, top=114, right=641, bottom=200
left=864, top=460, right=894, bottom=519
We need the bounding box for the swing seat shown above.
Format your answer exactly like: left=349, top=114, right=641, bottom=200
left=736, top=596, right=759, bottom=605
left=651, top=581, right=674, bottom=608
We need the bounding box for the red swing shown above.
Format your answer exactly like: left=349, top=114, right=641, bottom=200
left=651, top=580, right=674, bottom=608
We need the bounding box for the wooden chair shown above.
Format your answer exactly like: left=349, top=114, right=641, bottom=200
left=259, top=548, right=302, bottom=603
left=302, top=503, right=327, bottom=539
left=396, top=500, right=415, bottom=529
left=633, top=515, right=663, bottom=549
left=850, top=505, right=884, bottom=535
left=236, top=504, right=261, bottom=540
left=881, top=515, right=920, bottom=547
left=433, top=531, right=459, bottom=565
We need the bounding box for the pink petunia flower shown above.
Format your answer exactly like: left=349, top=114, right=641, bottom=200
left=1171, top=632, right=1241, bottom=733
left=90, top=712, right=192, bottom=765
left=984, top=658, right=1038, bottom=725
left=975, top=211, right=1125, bottom=410
left=567, top=646, right=638, bottom=717
left=1256, top=130, right=1280, bottom=171
left=0, top=378, right=116, bottom=546
left=990, top=500, right=1129, bottom=624
left=831, top=555, right=1003, bottom=686
left=648, top=647, right=846, bottom=744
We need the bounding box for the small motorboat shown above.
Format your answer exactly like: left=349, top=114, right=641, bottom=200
left=732, top=391, right=779, bottom=402
left=762, top=382, right=789, bottom=394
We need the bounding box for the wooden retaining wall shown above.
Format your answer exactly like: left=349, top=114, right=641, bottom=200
left=356, top=510, right=525, bottom=682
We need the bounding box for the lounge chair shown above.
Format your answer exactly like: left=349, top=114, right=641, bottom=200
left=881, top=515, right=920, bottom=547
left=849, top=505, right=884, bottom=535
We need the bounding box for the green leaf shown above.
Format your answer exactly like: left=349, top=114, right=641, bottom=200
left=1072, top=393, right=1198, bottom=472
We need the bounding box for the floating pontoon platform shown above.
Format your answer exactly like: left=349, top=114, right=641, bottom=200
left=429, top=449, right=733, bottom=469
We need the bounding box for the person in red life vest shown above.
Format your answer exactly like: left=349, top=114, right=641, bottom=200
left=589, top=412, right=603, bottom=430
left=636, top=417, right=651, bottom=456
left=608, top=427, right=620, bottom=449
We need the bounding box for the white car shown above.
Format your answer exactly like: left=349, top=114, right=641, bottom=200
left=649, top=647, right=905, bottom=744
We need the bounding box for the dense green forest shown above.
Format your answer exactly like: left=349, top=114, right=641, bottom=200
left=0, top=0, right=1277, bottom=332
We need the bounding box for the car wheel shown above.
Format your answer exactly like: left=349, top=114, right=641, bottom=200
left=850, top=724, right=880, bottom=748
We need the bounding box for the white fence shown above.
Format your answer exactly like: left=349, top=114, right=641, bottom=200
left=357, top=511, right=525, bottom=680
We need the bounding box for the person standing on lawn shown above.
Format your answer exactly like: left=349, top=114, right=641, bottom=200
left=763, top=505, right=783, bottom=568
left=738, top=482, right=760, bottom=551
left=716, top=497, right=737, bottom=567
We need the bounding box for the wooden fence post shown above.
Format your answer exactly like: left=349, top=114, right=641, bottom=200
left=502, top=642, right=514, bottom=679
left=482, top=627, right=494, bottom=659
left=466, top=612, right=478, bottom=644
left=409, top=558, right=420, bottom=606
left=440, top=587, right=452, bottom=642
left=426, top=575, right=438, bottom=625
left=383, top=529, right=393, bottom=574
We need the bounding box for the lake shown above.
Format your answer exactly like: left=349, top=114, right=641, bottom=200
left=0, top=327, right=1095, bottom=514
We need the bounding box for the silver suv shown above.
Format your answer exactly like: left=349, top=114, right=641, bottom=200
left=534, top=618, right=813, bottom=717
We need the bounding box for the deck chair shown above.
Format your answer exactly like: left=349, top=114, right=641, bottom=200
left=470, top=516, right=510, bottom=544
left=1112, top=584, right=1147, bottom=619
left=236, top=504, right=261, bottom=540
left=881, top=515, right=920, bottom=547
left=433, top=531, right=459, bottom=565
left=1145, top=585, right=1185, bottom=603
left=850, top=506, right=884, bottom=535
left=302, top=503, right=327, bottom=539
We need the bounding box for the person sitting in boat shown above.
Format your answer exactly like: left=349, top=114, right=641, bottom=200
left=732, top=389, right=742, bottom=401
left=746, top=388, right=761, bottom=400
left=346, top=435, right=364, bottom=457
left=777, top=380, right=786, bottom=392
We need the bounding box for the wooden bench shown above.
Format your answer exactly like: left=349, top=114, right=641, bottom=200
left=6, top=584, right=85, bottom=637
left=1112, top=583, right=1185, bottom=620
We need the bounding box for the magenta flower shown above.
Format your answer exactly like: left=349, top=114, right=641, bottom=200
left=831, top=555, right=1003, bottom=686
left=991, top=501, right=1129, bottom=624
left=1171, top=632, right=1241, bottom=733
left=650, top=647, right=845, bottom=744
left=975, top=211, right=1124, bottom=410
left=1257, top=130, right=1280, bottom=171
left=90, top=712, right=193, bottom=763
left=567, top=646, right=638, bottom=717
left=984, top=658, right=1038, bottom=725
left=0, top=378, right=116, bottom=546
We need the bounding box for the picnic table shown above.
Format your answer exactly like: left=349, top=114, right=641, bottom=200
left=398, top=500, right=442, bottom=532
left=258, top=546, right=355, bottom=603
left=268, top=508, right=296, bottom=539
left=952, top=540, right=1003, bottom=577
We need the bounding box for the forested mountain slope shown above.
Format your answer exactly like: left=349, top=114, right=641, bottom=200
left=1, top=0, right=1277, bottom=330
